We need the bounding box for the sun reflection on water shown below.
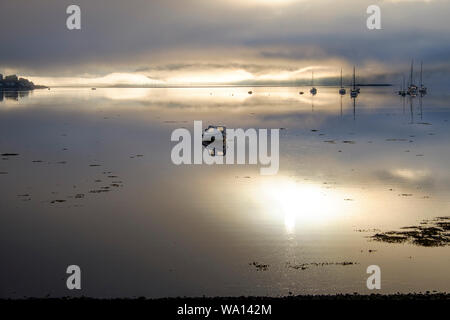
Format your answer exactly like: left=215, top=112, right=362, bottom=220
left=256, top=177, right=347, bottom=233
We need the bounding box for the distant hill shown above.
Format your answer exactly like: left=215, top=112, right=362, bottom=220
left=0, top=74, right=47, bottom=90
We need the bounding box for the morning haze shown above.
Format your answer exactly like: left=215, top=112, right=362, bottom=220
left=0, top=0, right=449, bottom=86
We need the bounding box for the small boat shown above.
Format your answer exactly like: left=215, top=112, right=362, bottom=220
left=248, top=91, right=253, bottom=95
left=299, top=91, right=304, bottom=95
left=339, top=68, right=346, bottom=95
left=398, top=75, right=406, bottom=96
left=350, top=66, right=359, bottom=98
left=419, top=61, right=427, bottom=95
left=407, top=59, right=418, bottom=97
left=91, top=87, right=96, bottom=90
left=310, top=71, right=317, bottom=95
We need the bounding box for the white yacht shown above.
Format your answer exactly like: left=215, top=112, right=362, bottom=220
left=339, top=68, right=346, bottom=95
left=350, top=66, right=359, bottom=98
left=407, top=60, right=418, bottom=97
left=419, top=61, right=427, bottom=95
left=310, top=71, right=317, bottom=95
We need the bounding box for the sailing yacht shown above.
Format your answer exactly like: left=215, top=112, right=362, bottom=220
left=350, top=66, right=359, bottom=98
left=398, top=75, right=406, bottom=96
left=339, top=68, right=346, bottom=95
left=407, top=59, right=418, bottom=97
left=310, top=71, right=317, bottom=95
left=419, top=61, right=427, bottom=95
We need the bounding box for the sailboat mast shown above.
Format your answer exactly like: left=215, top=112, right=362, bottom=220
left=312, top=71, right=314, bottom=86
left=353, top=66, right=355, bottom=90
left=340, top=68, right=343, bottom=88
left=410, top=59, right=414, bottom=85
left=420, top=61, right=423, bottom=87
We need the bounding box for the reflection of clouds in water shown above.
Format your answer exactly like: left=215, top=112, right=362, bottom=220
left=375, top=168, right=434, bottom=184
left=1, top=87, right=450, bottom=296
left=390, top=168, right=431, bottom=181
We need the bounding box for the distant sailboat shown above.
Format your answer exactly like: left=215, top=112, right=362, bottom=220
left=310, top=71, right=317, bottom=95
left=398, top=75, right=406, bottom=96
left=419, top=61, right=427, bottom=95
left=407, top=59, right=418, bottom=97
left=339, top=68, right=346, bottom=95
left=350, top=66, right=359, bottom=98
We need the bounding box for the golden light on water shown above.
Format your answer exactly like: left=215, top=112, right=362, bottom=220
left=26, top=64, right=343, bottom=87
left=256, top=177, right=347, bottom=233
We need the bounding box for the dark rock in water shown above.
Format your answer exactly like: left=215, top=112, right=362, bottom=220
left=89, top=189, right=110, bottom=193
left=386, top=138, right=407, bottom=142
left=369, top=216, right=450, bottom=247
left=50, top=200, right=66, bottom=204
left=286, top=261, right=358, bottom=270
left=249, top=261, right=268, bottom=271
left=371, top=233, right=408, bottom=244
left=1, top=153, right=19, bottom=156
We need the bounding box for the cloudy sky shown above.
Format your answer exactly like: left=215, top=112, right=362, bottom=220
left=0, top=0, right=449, bottom=86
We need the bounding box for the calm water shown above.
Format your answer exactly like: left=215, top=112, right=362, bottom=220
left=0, top=87, right=449, bottom=298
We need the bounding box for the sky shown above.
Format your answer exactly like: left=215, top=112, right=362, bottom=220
left=0, top=0, right=449, bottom=86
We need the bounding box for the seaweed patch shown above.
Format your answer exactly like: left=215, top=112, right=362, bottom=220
left=369, top=217, right=450, bottom=247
